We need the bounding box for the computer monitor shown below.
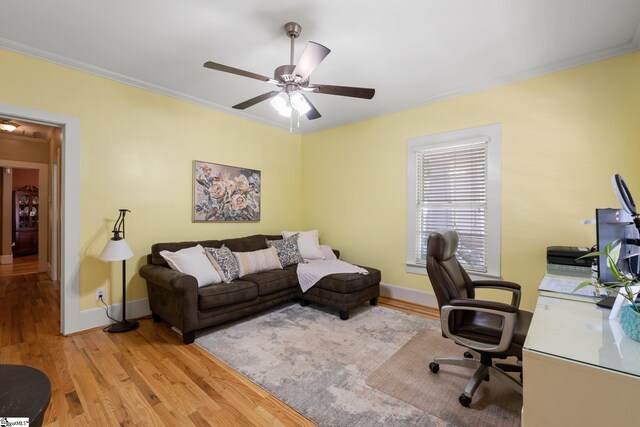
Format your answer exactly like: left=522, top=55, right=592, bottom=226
left=596, top=208, right=640, bottom=284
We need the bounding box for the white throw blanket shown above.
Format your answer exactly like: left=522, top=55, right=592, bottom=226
left=297, top=259, right=369, bottom=293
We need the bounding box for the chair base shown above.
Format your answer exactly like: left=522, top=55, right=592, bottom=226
left=429, top=352, right=523, bottom=407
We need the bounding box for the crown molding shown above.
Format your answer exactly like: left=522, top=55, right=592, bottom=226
left=0, top=37, right=301, bottom=135
left=304, top=40, right=640, bottom=135
left=1, top=35, right=638, bottom=136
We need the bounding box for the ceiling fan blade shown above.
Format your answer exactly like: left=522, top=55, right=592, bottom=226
left=232, top=91, right=281, bottom=110
left=292, top=42, right=331, bottom=81
left=301, top=94, right=321, bottom=120
left=204, top=61, right=277, bottom=83
left=307, top=84, right=375, bottom=99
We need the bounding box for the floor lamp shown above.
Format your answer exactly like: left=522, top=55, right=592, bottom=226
left=99, top=209, right=139, bottom=333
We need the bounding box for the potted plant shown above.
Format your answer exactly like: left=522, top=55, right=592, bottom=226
left=574, top=240, right=640, bottom=341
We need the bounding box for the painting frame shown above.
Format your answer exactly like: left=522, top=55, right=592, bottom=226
left=192, top=160, right=261, bottom=222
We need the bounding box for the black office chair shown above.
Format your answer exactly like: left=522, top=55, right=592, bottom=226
left=426, top=229, right=532, bottom=407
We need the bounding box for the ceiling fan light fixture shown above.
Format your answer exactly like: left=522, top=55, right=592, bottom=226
left=271, top=92, right=292, bottom=117
left=290, top=92, right=311, bottom=115
left=0, top=119, right=19, bottom=132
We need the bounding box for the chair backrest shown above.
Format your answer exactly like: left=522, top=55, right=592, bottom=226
left=426, top=230, right=475, bottom=309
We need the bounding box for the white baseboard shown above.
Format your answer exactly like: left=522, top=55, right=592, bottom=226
left=78, top=298, right=151, bottom=332
left=0, top=254, right=13, bottom=265
left=380, top=282, right=438, bottom=308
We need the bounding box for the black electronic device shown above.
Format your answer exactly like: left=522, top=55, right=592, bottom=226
left=546, top=246, right=591, bottom=267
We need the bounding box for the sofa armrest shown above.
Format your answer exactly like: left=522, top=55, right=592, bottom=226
left=139, top=264, right=198, bottom=293
left=139, top=264, right=199, bottom=334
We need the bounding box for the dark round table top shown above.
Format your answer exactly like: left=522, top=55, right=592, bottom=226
left=0, top=364, right=51, bottom=427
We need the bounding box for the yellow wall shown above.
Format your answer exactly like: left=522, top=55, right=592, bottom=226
left=301, top=52, right=640, bottom=310
left=2, top=47, right=639, bottom=315
left=0, top=48, right=302, bottom=310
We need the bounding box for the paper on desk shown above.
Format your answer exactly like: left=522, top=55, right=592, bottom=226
left=538, top=275, right=602, bottom=297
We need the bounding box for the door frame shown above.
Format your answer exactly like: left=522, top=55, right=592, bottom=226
left=0, top=103, right=80, bottom=335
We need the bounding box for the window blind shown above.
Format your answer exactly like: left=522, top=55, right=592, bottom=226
left=415, top=140, right=488, bottom=272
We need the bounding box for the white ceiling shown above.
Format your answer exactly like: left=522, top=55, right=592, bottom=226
left=1, top=0, right=639, bottom=134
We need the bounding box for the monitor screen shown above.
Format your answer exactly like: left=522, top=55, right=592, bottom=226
left=596, top=208, right=640, bottom=284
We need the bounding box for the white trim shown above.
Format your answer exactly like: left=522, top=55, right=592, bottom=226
left=1, top=37, right=637, bottom=136
left=0, top=103, right=81, bottom=335
left=633, top=20, right=640, bottom=50
left=0, top=254, right=12, bottom=265
left=380, top=282, right=438, bottom=308
left=78, top=298, right=151, bottom=332
left=406, top=123, right=502, bottom=278
left=405, top=263, right=501, bottom=281
left=50, top=161, right=58, bottom=281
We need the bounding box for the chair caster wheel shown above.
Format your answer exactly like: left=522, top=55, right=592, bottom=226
left=463, top=351, right=473, bottom=359
left=459, top=394, right=472, bottom=407
left=429, top=362, right=439, bottom=374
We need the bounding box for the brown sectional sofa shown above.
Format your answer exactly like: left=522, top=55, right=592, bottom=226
left=139, top=234, right=381, bottom=344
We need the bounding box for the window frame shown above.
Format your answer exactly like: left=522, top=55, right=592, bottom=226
left=406, top=123, right=502, bottom=279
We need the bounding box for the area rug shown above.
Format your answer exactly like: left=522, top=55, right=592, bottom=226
left=366, top=329, right=522, bottom=427
left=195, top=302, right=449, bottom=426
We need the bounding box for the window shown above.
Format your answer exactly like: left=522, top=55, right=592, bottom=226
left=406, top=124, right=501, bottom=278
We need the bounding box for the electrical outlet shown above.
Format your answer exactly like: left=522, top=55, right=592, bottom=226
left=96, top=288, right=105, bottom=301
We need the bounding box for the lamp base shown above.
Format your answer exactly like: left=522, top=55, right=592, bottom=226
left=107, top=320, right=139, bottom=333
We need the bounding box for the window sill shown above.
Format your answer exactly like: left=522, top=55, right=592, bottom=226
left=406, top=263, right=501, bottom=281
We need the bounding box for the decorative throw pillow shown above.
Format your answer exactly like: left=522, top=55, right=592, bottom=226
left=267, top=234, right=305, bottom=267
left=282, top=230, right=325, bottom=261
left=233, top=247, right=283, bottom=277
left=159, top=244, right=222, bottom=287
left=320, top=245, right=337, bottom=260
left=204, top=245, right=240, bottom=283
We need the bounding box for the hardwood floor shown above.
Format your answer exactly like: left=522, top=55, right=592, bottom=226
left=0, top=254, right=39, bottom=276
left=0, top=273, right=438, bottom=426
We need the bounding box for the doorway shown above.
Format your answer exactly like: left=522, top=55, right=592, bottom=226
left=0, top=103, right=79, bottom=335
left=0, top=167, right=41, bottom=275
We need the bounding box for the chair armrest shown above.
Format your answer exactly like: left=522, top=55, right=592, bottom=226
left=449, top=298, right=517, bottom=313
left=472, top=280, right=522, bottom=308
left=441, top=299, right=517, bottom=353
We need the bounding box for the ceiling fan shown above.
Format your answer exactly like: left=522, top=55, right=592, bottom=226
left=203, top=22, right=375, bottom=121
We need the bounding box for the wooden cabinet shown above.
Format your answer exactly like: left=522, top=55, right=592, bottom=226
left=13, top=186, right=39, bottom=257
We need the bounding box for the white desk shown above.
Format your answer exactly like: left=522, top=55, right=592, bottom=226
left=523, top=284, right=640, bottom=427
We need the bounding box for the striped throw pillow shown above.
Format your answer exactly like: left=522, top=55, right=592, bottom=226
left=233, top=247, right=283, bottom=277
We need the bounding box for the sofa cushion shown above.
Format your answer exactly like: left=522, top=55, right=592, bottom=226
left=267, top=234, right=305, bottom=267
left=198, top=280, right=258, bottom=310
left=242, top=269, right=298, bottom=296
left=314, top=266, right=381, bottom=293
left=219, top=234, right=268, bottom=252
left=151, top=240, right=220, bottom=267
left=159, top=244, right=222, bottom=287
left=234, top=247, right=283, bottom=277
left=282, top=230, right=325, bottom=261
left=205, top=245, right=240, bottom=283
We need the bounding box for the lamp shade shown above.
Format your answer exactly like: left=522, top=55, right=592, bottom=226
left=99, top=238, right=133, bottom=261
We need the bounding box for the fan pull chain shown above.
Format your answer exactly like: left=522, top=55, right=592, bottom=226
left=289, top=113, right=293, bottom=133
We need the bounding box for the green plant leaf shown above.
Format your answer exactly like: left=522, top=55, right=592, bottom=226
left=576, top=251, right=604, bottom=259
left=573, top=281, right=594, bottom=292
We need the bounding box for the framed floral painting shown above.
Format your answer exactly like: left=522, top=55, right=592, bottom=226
left=193, top=160, right=261, bottom=222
